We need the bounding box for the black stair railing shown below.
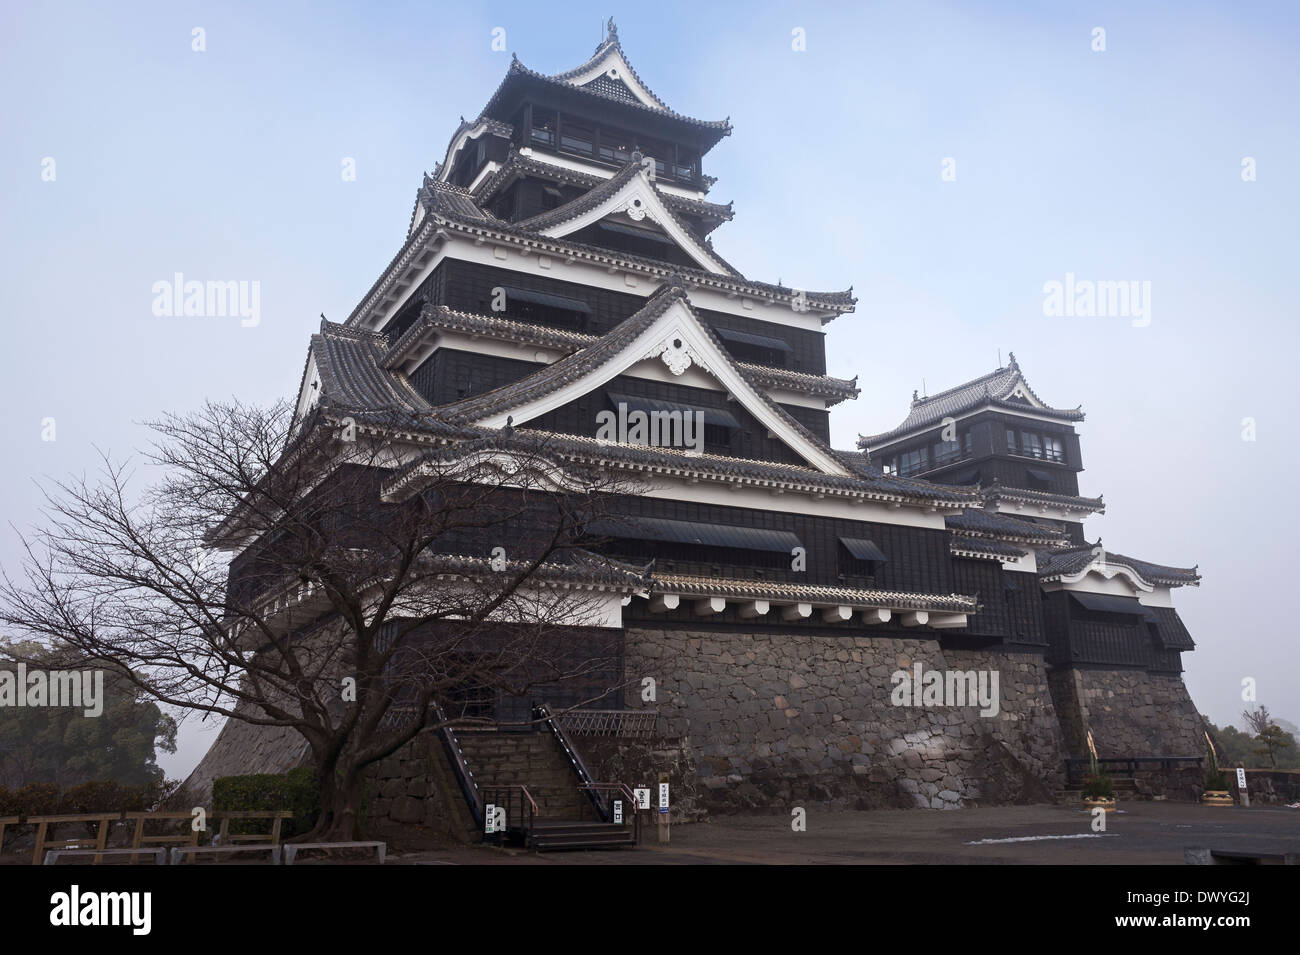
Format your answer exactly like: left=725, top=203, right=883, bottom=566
left=578, top=782, right=641, bottom=844
left=431, top=700, right=485, bottom=829
left=480, top=785, right=537, bottom=844
left=1064, top=755, right=1203, bottom=786
left=534, top=702, right=608, bottom=822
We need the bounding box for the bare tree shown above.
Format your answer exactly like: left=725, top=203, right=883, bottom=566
left=0, top=400, right=644, bottom=840
left=1242, top=705, right=1293, bottom=768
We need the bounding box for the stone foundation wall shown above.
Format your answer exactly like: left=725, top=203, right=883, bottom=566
left=1048, top=667, right=1205, bottom=758
left=623, top=628, right=1067, bottom=811
left=1238, top=770, right=1300, bottom=805
left=578, top=735, right=704, bottom=822
left=364, top=730, right=478, bottom=843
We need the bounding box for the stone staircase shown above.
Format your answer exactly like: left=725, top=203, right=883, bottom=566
left=456, top=729, right=587, bottom=818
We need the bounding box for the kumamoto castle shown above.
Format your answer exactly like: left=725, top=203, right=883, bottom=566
left=187, top=24, right=1208, bottom=834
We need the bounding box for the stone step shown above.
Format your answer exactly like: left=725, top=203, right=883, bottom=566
left=454, top=731, right=585, bottom=814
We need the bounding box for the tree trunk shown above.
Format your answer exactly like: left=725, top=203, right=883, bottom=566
left=300, top=761, right=366, bottom=843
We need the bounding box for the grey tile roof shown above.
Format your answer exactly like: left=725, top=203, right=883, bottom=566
left=481, top=55, right=731, bottom=140
left=423, top=549, right=651, bottom=591
left=354, top=191, right=855, bottom=328
left=308, top=296, right=978, bottom=508
left=945, top=508, right=1068, bottom=543
left=311, top=321, right=434, bottom=422
left=949, top=537, right=1029, bottom=560
left=512, top=158, right=741, bottom=276
left=416, top=176, right=503, bottom=226
left=1036, top=543, right=1200, bottom=586
left=859, top=354, right=1084, bottom=447
left=982, top=482, right=1105, bottom=514
left=648, top=572, right=979, bottom=614
left=474, top=153, right=734, bottom=230
left=382, top=303, right=858, bottom=403
left=549, top=21, right=671, bottom=110
left=428, top=284, right=865, bottom=478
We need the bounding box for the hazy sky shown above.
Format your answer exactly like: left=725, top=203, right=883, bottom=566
left=2, top=1, right=1296, bottom=780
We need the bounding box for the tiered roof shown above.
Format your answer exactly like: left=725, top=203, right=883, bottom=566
left=478, top=20, right=732, bottom=150
left=472, top=153, right=734, bottom=232
left=352, top=174, right=855, bottom=329
left=860, top=353, right=1084, bottom=449
left=382, top=302, right=859, bottom=404
left=1037, top=543, right=1201, bottom=588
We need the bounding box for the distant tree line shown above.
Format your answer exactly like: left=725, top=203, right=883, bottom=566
left=1204, top=706, right=1298, bottom=770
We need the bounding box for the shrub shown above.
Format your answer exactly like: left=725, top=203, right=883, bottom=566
left=0, top=779, right=174, bottom=817
left=212, top=767, right=319, bottom=838
left=1082, top=773, right=1114, bottom=800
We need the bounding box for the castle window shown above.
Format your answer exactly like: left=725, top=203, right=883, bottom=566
left=1020, top=431, right=1043, bottom=458
left=897, top=447, right=928, bottom=476
left=1006, top=429, right=1017, bottom=452
left=933, top=437, right=963, bottom=466
left=1043, top=435, right=1065, bottom=463
left=530, top=108, right=557, bottom=147
left=560, top=121, right=595, bottom=157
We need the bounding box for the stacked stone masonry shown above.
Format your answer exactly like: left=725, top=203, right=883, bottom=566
left=623, top=628, right=1069, bottom=811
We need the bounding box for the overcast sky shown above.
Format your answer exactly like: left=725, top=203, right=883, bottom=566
left=1, top=1, right=1296, bottom=780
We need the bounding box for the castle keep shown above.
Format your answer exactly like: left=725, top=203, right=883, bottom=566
left=190, top=24, right=1207, bottom=822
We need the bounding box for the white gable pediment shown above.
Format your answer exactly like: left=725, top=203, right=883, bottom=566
left=1053, top=550, right=1155, bottom=595
left=560, top=46, right=666, bottom=111
left=538, top=168, right=730, bottom=275
left=1004, top=375, right=1048, bottom=409
left=472, top=295, right=849, bottom=476
left=292, top=350, right=323, bottom=430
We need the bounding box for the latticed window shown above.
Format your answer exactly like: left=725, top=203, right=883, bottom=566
left=898, top=447, right=928, bottom=476
left=933, top=438, right=962, bottom=465
left=1020, top=431, right=1043, bottom=458
left=1043, top=435, right=1065, bottom=463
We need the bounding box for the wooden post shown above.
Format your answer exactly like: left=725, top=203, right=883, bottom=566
left=658, top=772, right=670, bottom=844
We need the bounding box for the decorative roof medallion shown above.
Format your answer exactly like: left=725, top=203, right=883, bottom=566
left=649, top=334, right=693, bottom=375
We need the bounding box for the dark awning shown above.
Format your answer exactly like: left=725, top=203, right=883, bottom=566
left=950, top=468, right=981, bottom=485
left=1069, top=592, right=1154, bottom=618
left=713, top=326, right=794, bottom=353
left=1149, top=609, right=1195, bottom=649
left=839, top=537, right=888, bottom=562
left=589, top=516, right=801, bottom=553
left=606, top=391, right=741, bottom=430
left=500, top=286, right=592, bottom=314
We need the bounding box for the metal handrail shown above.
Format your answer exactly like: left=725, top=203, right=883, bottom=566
left=534, top=702, right=607, bottom=822
left=480, top=785, right=536, bottom=843
left=578, top=782, right=640, bottom=844
left=431, top=700, right=484, bottom=827
left=1064, top=755, right=1203, bottom=785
